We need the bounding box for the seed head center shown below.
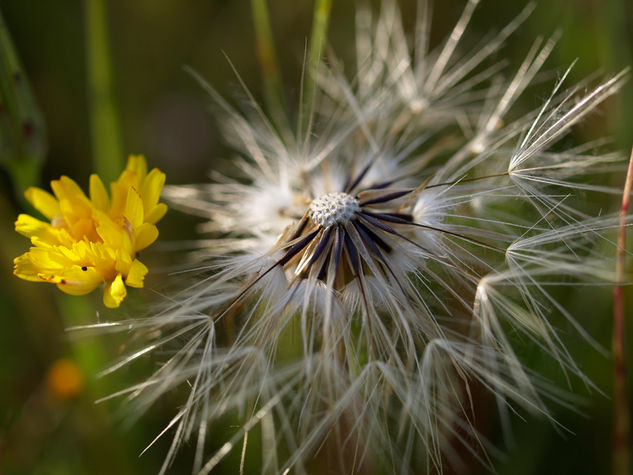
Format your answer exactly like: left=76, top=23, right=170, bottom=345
left=309, top=192, right=360, bottom=228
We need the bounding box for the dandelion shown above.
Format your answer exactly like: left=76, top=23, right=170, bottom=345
left=83, top=1, right=628, bottom=473
left=13, top=154, right=167, bottom=308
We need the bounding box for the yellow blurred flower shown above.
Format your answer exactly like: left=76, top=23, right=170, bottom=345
left=13, top=155, right=167, bottom=308
left=46, top=358, right=84, bottom=401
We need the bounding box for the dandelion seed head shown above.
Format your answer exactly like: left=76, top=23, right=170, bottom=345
left=308, top=192, right=360, bottom=228
left=90, top=1, right=630, bottom=472
left=246, top=181, right=296, bottom=232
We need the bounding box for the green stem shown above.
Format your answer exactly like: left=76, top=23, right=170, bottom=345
left=58, top=294, right=111, bottom=394
left=250, top=0, right=289, bottom=134
left=301, top=0, right=332, bottom=141
left=84, top=0, right=124, bottom=182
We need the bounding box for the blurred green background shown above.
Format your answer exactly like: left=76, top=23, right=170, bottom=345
left=0, top=0, right=632, bottom=473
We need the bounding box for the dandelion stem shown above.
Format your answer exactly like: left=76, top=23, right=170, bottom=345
left=84, top=0, right=124, bottom=182
left=613, top=147, right=633, bottom=475
left=250, top=0, right=289, bottom=133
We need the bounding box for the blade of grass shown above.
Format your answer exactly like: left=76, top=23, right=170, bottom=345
left=0, top=11, right=46, bottom=198
left=60, top=294, right=112, bottom=395
left=250, top=0, right=290, bottom=136
left=300, top=0, right=332, bottom=142
left=84, top=0, right=123, bottom=183
left=613, top=147, right=632, bottom=475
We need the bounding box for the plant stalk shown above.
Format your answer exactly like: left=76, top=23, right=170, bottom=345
left=613, top=147, right=633, bottom=475
left=250, top=0, right=289, bottom=134
left=84, top=0, right=123, bottom=182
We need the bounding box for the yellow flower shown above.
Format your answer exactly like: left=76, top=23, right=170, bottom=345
left=13, top=155, right=167, bottom=308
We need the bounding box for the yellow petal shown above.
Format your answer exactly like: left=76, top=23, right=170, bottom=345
left=52, top=176, right=93, bottom=222
left=141, top=168, right=165, bottom=210
left=67, top=217, right=100, bottom=242
left=114, top=248, right=133, bottom=276
left=24, top=187, right=61, bottom=220
left=56, top=272, right=102, bottom=296
left=103, top=274, right=127, bottom=308
left=124, top=187, right=144, bottom=228
left=126, top=259, right=148, bottom=288
left=89, top=174, right=110, bottom=211
left=135, top=223, right=158, bottom=251
left=15, top=214, right=60, bottom=243
left=126, top=154, right=147, bottom=180
left=95, top=212, right=125, bottom=248
left=145, top=203, right=167, bottom=225
left=51, top=176, right=88, bottom=202
left=27, top=246, right=66, bottom=270
left=58, top=284, right=97, bottom=296
left=109, top=170, right=137, bottom=219
left=13, top=253, right=44, bottom=282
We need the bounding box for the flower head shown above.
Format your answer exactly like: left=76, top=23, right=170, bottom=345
left=14, top=155, right=167, bottom=308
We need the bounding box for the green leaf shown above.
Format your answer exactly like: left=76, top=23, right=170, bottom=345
left=0, top=9, right=46, bottom=195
